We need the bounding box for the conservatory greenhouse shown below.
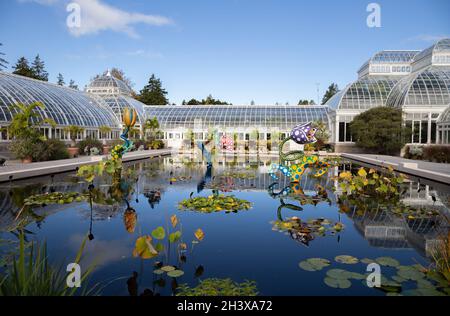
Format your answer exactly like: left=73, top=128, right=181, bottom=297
left=0, top=38, right=449, bottom=155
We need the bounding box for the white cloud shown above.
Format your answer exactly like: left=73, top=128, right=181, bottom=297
left=67, top=0, right=173, bottom=38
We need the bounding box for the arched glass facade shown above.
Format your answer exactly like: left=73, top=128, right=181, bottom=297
left=145, top=105, right=330, bottom=130
left=437, top=104, right=450, bottom=144
left=145, top=105, right=331, bottom=149
left=86, top=74, right=145, bottom=127
left=0, top=71, right=121, bottom=141
left=326, top=76, right=398, bottom=111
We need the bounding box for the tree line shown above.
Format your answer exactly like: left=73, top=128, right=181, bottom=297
left=0, top=43, right=340, bottom=106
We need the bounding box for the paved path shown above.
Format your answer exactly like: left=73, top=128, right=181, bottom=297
left=0, top=149, right=172, bottom=182
left=342, top=153, right=450, bottom=185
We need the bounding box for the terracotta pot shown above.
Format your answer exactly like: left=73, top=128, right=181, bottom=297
left=21, top=156, right=32, bottom=164
left=102, top=145, right=111, bottom=155
left=68, top=147, right=79, bottom=158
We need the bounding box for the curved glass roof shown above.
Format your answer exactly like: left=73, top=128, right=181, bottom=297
left=386, top=66, right=450, bottom=108
left=371, top=51, right=419, bottom=64
left=325, top=76, right=398, bottom=110
left=86, top=73, right=132, bottom=96
left=144, top=105, right=330, bottom=130
left=437, top=104, right=450, bottom=123
left=0, top=72, right=120, bottom=128
left=102, top=94, right=145, bottom=125
left=412, top=38, right=450, bottom=72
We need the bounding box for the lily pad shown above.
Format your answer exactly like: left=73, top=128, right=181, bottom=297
left=361, top=258, right=375, bottom=264
left=376, top=256, right=400, bottom=267
left=132, top=236, right=158, bottom=259
left=167, top=269, right=185, bottom=278
left=324, top=277, right=351, bottom=289
left=298, top=258, right=331, bottom=272
left=335, top=255, right=359, bottom=265
left=396, top=266, right=425, bottom=281
left=153, top=269, right=165, bottom=275
left=151, top=226, right=166, bottom=240
left=326, top=269, right=353, bottom=279
left=348, top=272, right=367, bottom=280
left=161, top=265, right=176, bottom=272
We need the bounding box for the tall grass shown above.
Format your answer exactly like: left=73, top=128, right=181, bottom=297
left=430, top=230, right=450, bottom=282
left=0, top=230, right=98, bottom=296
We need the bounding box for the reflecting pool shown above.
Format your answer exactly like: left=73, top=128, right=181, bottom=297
left=0, top=155, right=449, bottom=296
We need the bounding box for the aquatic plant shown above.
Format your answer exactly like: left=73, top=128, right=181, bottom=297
left=23, top=192, right=88, bottom=206
left=221, top=170, right=256, bottom=179
left=0, top=231, right=96, bottom=296
left=176, top=278, right=258, bottom=296
left=298, top=254, right=450, bottom=296
left=337, top=166, right=405, bottom=198
left=178, top=194, right=252, bottom=213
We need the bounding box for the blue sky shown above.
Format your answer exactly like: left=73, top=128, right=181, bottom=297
left=0, top=0, right=449, bottom=104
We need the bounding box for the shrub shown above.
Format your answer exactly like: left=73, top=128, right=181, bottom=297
left=77, top=137, right=102, bottom=156
left=350, top=107, right=411, bottom=155
left=41, top=139, right=69, bottom=161
left=148, top=139, right=164, bottom=149
left=423, top=146, right=450, bottom=163
left=9, top=134, right=43, bottom=161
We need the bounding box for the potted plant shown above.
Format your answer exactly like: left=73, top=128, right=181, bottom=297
left=64, top=125, right=84, bottom=157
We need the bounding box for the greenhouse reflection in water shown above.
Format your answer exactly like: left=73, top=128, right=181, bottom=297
left=0, top=155, right=449, bottom=296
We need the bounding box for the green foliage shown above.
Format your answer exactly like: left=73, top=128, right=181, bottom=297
left=23, top=192, right=87, bottom=207
left=321, top=83, right=339, bottom=104
left=56, top=73, right=65, bottom=86
left=337, top=166, right=404, bottom=199
left=178, top=194, right=252, bottom=213
left=182, top=95, right=230, bottom=105
left=68, top=79, right=78, bottom=90
left=77, top=137, right=102, bottom=155
left=12, top=57, right=33, bottom=78
left=144, top=116, right=160, bottom=141
left=31, top=54, right=48, bottom=81
left=12, top=55, right=48, bottom=81
left=138, top=74, right=168, bottom=105
left=0, top=231, right=95, bottom=296
left=312, top=120, right=329, bottom=150
left=298, top=99, right=316, bottom=105
left=176, top=278, right=258, bottom=296
left=350, top=107, right=410, bottom=155
left=64, top=125, right=84, bottom=143
left=148, top=139, right=164, bottom=149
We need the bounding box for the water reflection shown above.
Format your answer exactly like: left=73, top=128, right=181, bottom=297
left=0, top=155, right=449, bottom=295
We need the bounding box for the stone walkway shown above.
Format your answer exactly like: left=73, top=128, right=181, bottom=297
left=342, top=153, right=450, bottom=185
left=0, top=149, right=172, bottom=182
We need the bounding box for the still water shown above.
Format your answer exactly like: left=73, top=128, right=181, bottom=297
left=0, top=155, right=449, bottom=296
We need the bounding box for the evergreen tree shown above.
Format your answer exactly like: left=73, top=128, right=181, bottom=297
left=201, top=94, right=229, bottom=105
left=0, top=43, right=8, bottom=70
left=321, top=83, right=339, bottom=104
left=350, top=107, right=410, bottom=155
left=12, top=57, right=33, bottom=78
left=57, top=73, right=65, bottom=86
left=68, top=79, right=78, bottom=90
left=31, top=54, right=49, bottom=81
left=138, top=74, right=169, bottom=105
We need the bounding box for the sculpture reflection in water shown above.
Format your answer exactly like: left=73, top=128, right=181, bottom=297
left=268, top=180, right=342, bottom=247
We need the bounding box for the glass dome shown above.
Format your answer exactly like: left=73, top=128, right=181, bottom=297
left=437, top=104, right=450, bottom=123
left=0, top=71, right=120, bottom=129
left=325, top=76, right=398, bottom=110
left=386, top=66, right=450, bottom=108
left=86, top=72, right=132, bottom=96
left=144, top=105, right=330, bottom=130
